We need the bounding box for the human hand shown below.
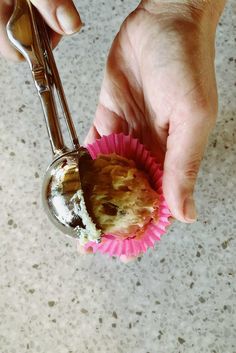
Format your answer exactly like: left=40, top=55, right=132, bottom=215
left=0, top=0, right=82, bottom=61
left=85, top=0, right=225, bottom=224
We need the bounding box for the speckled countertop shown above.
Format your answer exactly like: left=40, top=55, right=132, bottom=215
left=0, top=1, right=235, bottom=353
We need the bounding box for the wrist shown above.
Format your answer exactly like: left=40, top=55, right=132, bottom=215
left=140, top=0, right=226, bottom=26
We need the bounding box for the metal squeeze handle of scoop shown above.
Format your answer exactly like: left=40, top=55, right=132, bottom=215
left=7, top=0, right=80, bottom=156
left=6, top=0, right=97, bottom=240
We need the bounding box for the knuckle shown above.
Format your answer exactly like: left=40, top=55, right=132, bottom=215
left=182, top=156, right=201, bottom=181
left=179, top=81, right=218, bottom=129
left=166, top=155, right=201, bottom=183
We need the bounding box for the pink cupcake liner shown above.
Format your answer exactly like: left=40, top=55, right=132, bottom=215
left=84, top=133, right=171, bottom=257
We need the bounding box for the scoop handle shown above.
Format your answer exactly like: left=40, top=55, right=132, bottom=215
left=33, top=69, right=68, bottom=155
left=37, top=8, right=80, bottom=153
left=7, top=0, right=79, bottom=156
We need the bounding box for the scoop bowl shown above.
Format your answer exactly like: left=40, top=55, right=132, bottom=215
left=42, top=148, right=92, bottom=238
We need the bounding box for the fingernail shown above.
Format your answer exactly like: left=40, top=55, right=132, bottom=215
left=183, top=196, right=197, bottom=223
left=56, top=5, right=82, bottom=35
left=120, top=255, right=137, bottom=264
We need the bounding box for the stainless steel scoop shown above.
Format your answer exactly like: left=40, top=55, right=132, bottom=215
left=7, top=0, right=96, bottom=239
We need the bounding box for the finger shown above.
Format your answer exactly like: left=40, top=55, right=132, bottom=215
left=76, top=242, right=93, bottom=255
left=94, top=101, right=167, bottom=165
left=120, top=255, right=137, bottom=263
left=95, top=103, right=128, bottom=136
left=49, top=29, right=62, bottom=49
left=141, top=125, right=167, bottom=165
left=163, top=114, right=214, bottom=223
left=84, top=103, right=128, bottom=145
left=0, top=0, right=24, bottom=61
left=84, top=125, right=100, bottom=146
left=31, top=0, right=83, bottom=35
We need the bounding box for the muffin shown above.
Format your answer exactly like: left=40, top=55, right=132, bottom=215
left=79, top=153, right=159, bottom=244
left=78, top=133, right=170, bottom=257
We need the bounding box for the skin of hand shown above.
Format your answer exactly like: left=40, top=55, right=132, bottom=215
left=83, top=0, right=226, bottom=262
left=0, top=0, right=82, bottom=60
left=85, top=0, right=226, bottom=225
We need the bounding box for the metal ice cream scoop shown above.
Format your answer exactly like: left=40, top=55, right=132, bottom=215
left=7, top=0, right=96, bottom=239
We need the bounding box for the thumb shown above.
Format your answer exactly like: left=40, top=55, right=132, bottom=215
left=31, top=0, right=83, bottom=35
left=0, top=0, right=24, bottom=61
left=163, top=116, right=214, bottom=223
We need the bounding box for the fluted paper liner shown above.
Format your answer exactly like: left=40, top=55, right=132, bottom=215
left=84, top=133, right=171, bottom=257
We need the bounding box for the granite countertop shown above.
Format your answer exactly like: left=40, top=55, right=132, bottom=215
left=0, top=1, right=235, bottom=352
